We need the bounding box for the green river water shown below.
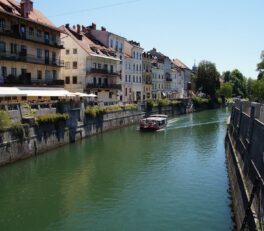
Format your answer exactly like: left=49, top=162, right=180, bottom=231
left=0, top=108, right=233, bottom=231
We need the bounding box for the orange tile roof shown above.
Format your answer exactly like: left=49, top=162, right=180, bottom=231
left=61, top=25, right=118, bottom=60
left=172, top=59, right=190, bottom=70
left=0, top=0, right=58, bottom=30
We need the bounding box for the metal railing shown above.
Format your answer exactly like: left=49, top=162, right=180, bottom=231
left=0, top=51, right=64, bottom=67
left=0, top=26, right=63, bottom=49
left=87, top=83, right=122, bottom=90
left=88, top=68, right=121, bottom=76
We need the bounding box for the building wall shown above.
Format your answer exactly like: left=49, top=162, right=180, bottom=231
left=60, top=34, right=87, bottom=92
left=0, top=12, right=62, bottom=85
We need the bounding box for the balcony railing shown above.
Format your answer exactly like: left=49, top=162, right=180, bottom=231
left=0, top=26, right=64, bottom=49
left=88, top=68, right=121, bottom=76
left=87, top=83, right=122, bottom=90
left=1, top=75, right=64, bottom=87
left=0, top=51, right=64, bottom=67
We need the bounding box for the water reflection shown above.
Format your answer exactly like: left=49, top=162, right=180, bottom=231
left=0, top=109, right=232, bottom=231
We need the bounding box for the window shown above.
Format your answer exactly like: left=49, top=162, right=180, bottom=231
left=1, top=66, right=7, bottom=77
left=72, top=76, right=77, bottom=84
left=92, top=63, right=96, bottom=69
left=129, top=75, right=131, bottom=82
left=37, top=30, right=42, bottom=38
left=72, top=62, right=78, bottom=69
left=52, top=70, right=57, bottom=80
left=115, top=41, right=118, bottom=51
left=37, top=48, right=42, bottom=59
left=66, top=49, right=70, bottom=55
left=11, top=68, right=17, bottom=77
left=125, top=88, right=127, bottom=96
left=120, top=43, right=123, bottom=52
left=0, top=42, right=6, bottom=52
left=110, top=65, right=114, bottom=73
left=37, top=70, right=42, bottom=79
left=29, top=27, right=34, bottom=36
left=104, top=64, right=108, bottom=70
left=120, top=55, right=122, bottom=64
left=65, top=62, right=70, bottom=69
left=10, top=43, right=17, bottom=54
left=139, top=76, right=141, bottom=83
left=73, top=48, right=77, bottom=54
left=110, top=39, right=113, bottom=48
left=98, top=63, right=102, bottom=69
left=0, top=19, right=5, bottom=29
left=65, top=76, right=70, bottom=84
left=136, top=76, right=138, bottom=83
left=109, top=92, right=113, bottom=99
left=133, top=76, right=135, bottom=82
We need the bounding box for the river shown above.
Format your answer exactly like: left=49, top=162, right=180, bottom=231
left=0, top=108, right=233, bottom=231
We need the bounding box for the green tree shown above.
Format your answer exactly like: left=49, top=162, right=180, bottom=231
left=252, top=79, right=264, bottom=102
left=257, top=51, right=264, bottom=80
left=247, top=78, right=255, bottom=99
left=195, top=61, right=220, bottom=98
left=229, top=69, right=247, bottom=97
left=219, top=83, right=233, bottom=98
left=223, top=71, right=231, bottom=82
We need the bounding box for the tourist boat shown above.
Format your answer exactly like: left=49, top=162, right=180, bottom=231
left=139, top=114, right=168, bottom=131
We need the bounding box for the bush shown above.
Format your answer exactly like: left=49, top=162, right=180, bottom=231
left=170, top=100, right=181, bottom=106
left=11, top=123, right=30, bottom=143
left=122, top=104, right=138, bottom=110
left=0, top=110, right=11, bottom=130
left=192, top=96, right=210, bottom=108
left=36, top=113, right=69, bottom=125
left=85, top=106, right=106, bottom=118
left=157, top=99, right=170, bottom=107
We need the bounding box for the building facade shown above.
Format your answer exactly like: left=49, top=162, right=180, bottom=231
left=124, top=41, right=143, bottom=102
left=142, top=52, right=152, bottom=100
left=60, top=24, right=121, bottom=105
left=0, top=0, right=64, bottom=87
left=86, top=24, right=126, bottom=102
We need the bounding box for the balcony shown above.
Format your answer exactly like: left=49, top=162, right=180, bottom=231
left=1, top=75, right=64, bottom=87
left=0, top=26, right=64, bottom=49
left=166, top=77, right=172, bottom=82
left=0, top=51, right=64, bottom=67
left=87, top=83, right=122, bottom=90
left=88, top=68, right=121, bottom=76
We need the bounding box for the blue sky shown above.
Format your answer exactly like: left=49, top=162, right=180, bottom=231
left=35, top=0, right=264, bottom=78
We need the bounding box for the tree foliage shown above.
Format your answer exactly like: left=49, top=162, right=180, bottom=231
left=195, top=61, right=220, bottom=98
left=219, top=83, right=233, bottom=98
left=257, top=51, right=264, bottom=80
left=0, top=110, right=10, bottom=130
left=229, top=69, right=247, bottom=97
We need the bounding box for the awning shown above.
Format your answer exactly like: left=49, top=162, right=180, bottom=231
left=0, top=87, right=27, bottom=97
left=17, top=87, right=76, bottom=97
left=73, top=92, right=91, bottom=97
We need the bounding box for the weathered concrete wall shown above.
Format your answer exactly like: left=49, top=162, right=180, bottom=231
left=225, top=101, right=264, bottom=231
left=0, top=110, right=144, bottom=167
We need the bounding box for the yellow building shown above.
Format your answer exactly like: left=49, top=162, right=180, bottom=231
left=60, top=24, right=121, bottom=106
left=0, top=0, right=64, bottom=87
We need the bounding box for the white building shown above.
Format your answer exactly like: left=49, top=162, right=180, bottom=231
left=60, top=24, right=120, bottom=105
left=124, top=41, right=144, bottom=102
left=87, top=24, right=126, bottom=102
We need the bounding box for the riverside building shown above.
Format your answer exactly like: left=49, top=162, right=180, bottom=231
left=60, top=24, right=121, bottom=105
left=0, top=0, right=64, bottom=87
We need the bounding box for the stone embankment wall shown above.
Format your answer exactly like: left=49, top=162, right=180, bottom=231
left=225, top=101, right=264, bottom=231
left=0, top=107, right=144, bottom=167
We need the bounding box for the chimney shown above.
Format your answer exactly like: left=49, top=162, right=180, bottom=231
left=73, top=25, right=76, bottom=30
left=82, top=25, right=86, bottom=32
left=77, top=24, right=80, bottom=33
left=21, top=0, right=33, bottom=18
left=101, top=26, right=106, bottom=31
left=65, top=23, right=70, bottom=29
left=91, top=23, right=96, bottom=30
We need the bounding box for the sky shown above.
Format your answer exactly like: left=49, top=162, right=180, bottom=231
left=35, top=0, right=264, bottom=79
